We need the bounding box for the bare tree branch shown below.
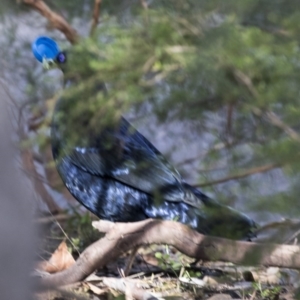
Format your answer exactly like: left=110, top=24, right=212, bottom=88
left=21, top=0, right=78, bottom=44
left=38, top=219, right=300, bottom=289
left=194, top=163, right=280, bottom=187
left=20, top=142, right=61, bottom=214
left=90, top=0, right=102, bottom=37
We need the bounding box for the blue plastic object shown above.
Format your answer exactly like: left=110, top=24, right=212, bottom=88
left=32, top=36, right=60, bottom=63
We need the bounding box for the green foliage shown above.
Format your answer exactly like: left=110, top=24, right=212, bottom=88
left=42, top=0, right=300, bottom=218
left=252, top=282, right=282, bottom=299
left=59, top=1, right=300, bottom=217
left=2, top=0, right=300, bottom=222
left=154, top=247, right=191, bottom=275
left=66, top=211, right=100, bottom=252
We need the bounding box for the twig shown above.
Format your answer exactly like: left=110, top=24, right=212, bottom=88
left=21, top=168, right=52, bottom=186
left=1, top=70, right=61, bottom=213
left=255, top=219, right=300, bottom=244
left=139, top=0, right=148, bottom=10
left=34, top=214, right=69, bottom=224
left=140, top=64, right=180, bottom=86
left=90, top=0, right=102, bottom=37
left=177, top=141, right=234, bottom=167
left=226, top=102, right=234, bottom=137
left=194, top=163, right=280, bottom=187
left=21, top=0, right=78, bottom=44
left=20, top=141, right=61, bottom=213
left=285, top=229, right=300, bottom=245
left=177, top=17, right=203, bottom=37
left=254, top=219, right=300, bottom=236
left=124, top=246, right=139, bottom=276
left=242, top=21, right=291, bottom=37
left=233, top=69, right=259, bottom=98
left=37, top=219, right=300, bottom=289
left=139, top=0, right=149, bottom=24
left=265, top=111, right=300, bottom=142
left=233, top=68, right=300, bottom=143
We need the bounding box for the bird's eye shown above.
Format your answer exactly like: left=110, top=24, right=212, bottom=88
left=56, top=52, right=67, bottom=64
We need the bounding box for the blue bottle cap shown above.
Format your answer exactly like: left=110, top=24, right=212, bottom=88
left=32, top=36, right=60, bottom=63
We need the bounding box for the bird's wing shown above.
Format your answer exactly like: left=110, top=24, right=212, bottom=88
left=69, top=140, right=183, bottom=195
left=66, top=117, right=203, bottom=205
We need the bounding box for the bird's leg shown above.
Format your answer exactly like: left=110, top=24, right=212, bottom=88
left=124, top=246, right=139, bottom=276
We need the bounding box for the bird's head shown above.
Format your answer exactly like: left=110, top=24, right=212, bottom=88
left=32, top=36, right=66, bottom=70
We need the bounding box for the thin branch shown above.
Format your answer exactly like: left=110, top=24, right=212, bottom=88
left=177, top=17, right=203, bottom=37
left=233, top=69, right=259, bottom=98
left=226, top=102, right=234, bottom=137
left=139, top=0, right=148, bottom=10
left=194, top=163, right=280, bottom=187
left=254, top=219, right=300, bottom=236
left=124, top=246, right=139, bottom=276
left=20, top=144, right=61, bottom=213
left=38, top=219, right=300, bottom=289
left=35, top=214, right=69, bottom=224
left=139, top=0, right=149, bottom=26
left=140, top=64, right=180, bottom=86
left=177, top=141, right=234, bottom=167
left=265, top=111, right=300, bottom=142
left=233, top=68, right=300, bottom=143
left=19, top=125, right=60, bottom=213
left=3, top=75, right=61, bottom=214
left=90, top=0, right=102, bottom=37
left=194, top=165, right=228, bottom=173
left=241, top=21, right=291, bottom=37
left=21, top=0, right=78, bottom=44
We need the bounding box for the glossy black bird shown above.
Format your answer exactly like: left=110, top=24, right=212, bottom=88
left=32, top=37, right=256, bottom=239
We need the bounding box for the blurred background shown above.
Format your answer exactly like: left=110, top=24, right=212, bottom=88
left=2, top=0, right=300, bottom=245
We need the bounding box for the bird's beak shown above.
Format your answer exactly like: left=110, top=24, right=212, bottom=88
left=42, top=52, right=67, bottom=70
left=42, top=57, right=58, bottom=70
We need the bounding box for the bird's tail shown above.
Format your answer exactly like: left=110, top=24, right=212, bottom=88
left=182, top=183, right=257, bottom=240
